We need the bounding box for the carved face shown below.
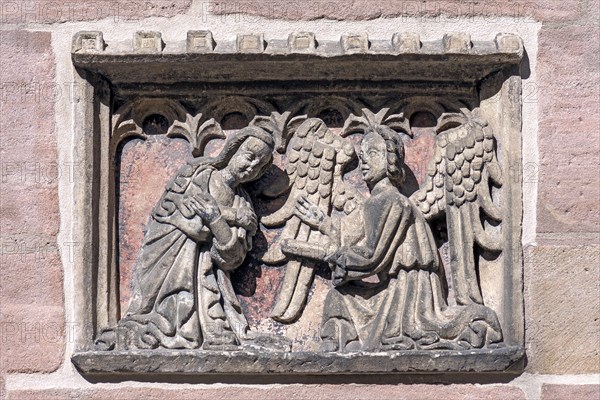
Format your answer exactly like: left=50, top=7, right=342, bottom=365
left=359, top=132, right=387, bottom=186
left=229, top=137, right=273, bottom=183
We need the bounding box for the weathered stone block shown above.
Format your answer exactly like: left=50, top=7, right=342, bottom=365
left=72, top=31, right=105, bottom=53
left=187, top=31, right=215, bottom=53
left=392, top=32, right=421, bottom=53
left=71, top=32, right=523, bottom=374
left=134, top=31, right=164, bottom=53
left=443, top=33, right=472, bottom=53
left=0, top=30, right=64, bottom=374
left=237, top=34, right=266, bottom=53
left=0, top=0, right=192, bottom=24
left=541, top=384, right=600, bottom=400
left=537, top=25, right=600, bottom=234
left=0, top=187, right=60, bottom=237
left=525, top=244, right=600, bottom=373
left=6, top=384, right=526, bottom=399
left=495, top=33, right=524, bottom=56
left=0, top=305, right=64, bottom=373
left=340, top=32, right=369, bottom=53
left=0, top=238, right=63, bottom=306
left=207, top=0, right=584, bottom=22
left=289, top=32, right=317, bottom=52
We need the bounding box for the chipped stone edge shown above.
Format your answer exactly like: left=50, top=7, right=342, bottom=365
left=71, top=30, right=524, bottom=58
left=71, top=346, right=525, bottom=375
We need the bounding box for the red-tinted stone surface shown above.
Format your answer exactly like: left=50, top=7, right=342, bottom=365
left=525, top=244, right=600, bottom=373
left=118, top=136, right=191, bottom=314
left=7, top=384, right=526, bottom=400
left=405, top=127, right=437, bottom=188
left=0, top=31, right=64, bottom=374
left=541, top=384, right=600, bottom=400
left=0, top=305, right=64, bottom=374
left=208, top=0, right=583, bottom=22
left=536, top=24, right=600, bottom=235
left=0, top=0, right=192, bottom=24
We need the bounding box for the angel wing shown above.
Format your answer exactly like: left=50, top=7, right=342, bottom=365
left=260, top=118, right=357, bottom=323
left=410, top=111, right=503, bottom=306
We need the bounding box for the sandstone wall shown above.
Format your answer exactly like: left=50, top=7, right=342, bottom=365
left=0, top=1, right=598, bottom=399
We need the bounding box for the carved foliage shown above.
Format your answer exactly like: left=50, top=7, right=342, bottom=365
left=166, top=112, right=224, bottom=157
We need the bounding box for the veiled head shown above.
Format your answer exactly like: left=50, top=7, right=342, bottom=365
left=228, top=136, right=273, bottom=183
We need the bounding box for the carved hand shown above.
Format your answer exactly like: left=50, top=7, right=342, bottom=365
left=184, top=192, right=221, bottom=223
left=221, top=207, right=257, bottom=232
left=294, top=195, right=325, bottom=230
left=236, top=207, right=258, bottom=232
left=331, top=265, right=348, bottom=287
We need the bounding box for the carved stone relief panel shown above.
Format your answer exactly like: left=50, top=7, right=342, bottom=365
left=70, top=31, right=524, bottom=375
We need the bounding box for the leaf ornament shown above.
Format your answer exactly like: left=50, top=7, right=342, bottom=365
left=167, top=112, right=225, bottom=157
left=342, top=108, right=412, bottom=138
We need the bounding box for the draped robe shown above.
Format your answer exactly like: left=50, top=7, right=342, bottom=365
left=109, top=163, right=255, bottom=350
left=321, top=183, right=503, bottom=352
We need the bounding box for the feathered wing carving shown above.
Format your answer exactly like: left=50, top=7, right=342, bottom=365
left=250, top=111, right=308, bottom=154
left=410, top=111, right=503, bottom=305
left=261, top=118, right=357, bottom=323
left=261, top=109, right=413, bottom=323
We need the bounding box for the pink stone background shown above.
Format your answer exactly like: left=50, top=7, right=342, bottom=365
left=117, top=136, right=191, bottom=315
left=1, top=0, right=599, bottom=395
left=0, top=31, right=64, bottom=380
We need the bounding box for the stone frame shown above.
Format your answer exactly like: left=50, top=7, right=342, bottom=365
left=69, top=30, right=525, bottom=375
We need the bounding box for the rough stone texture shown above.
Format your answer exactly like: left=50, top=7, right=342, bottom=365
left=0, top=244, right=63, bottom=307
left=0, top=31, right=64, bottom=374
left=115, top=127, right=447, bottom=352
left=0, top=0, right=597, bottom=396
left=536, top=24, right=600, bottom=235
left=525, top=244, right=600, bottom=373
left=7, top=385, right=526, bottom=400
left=0, top=305, right=64, bottom=374
left=0, top=0, right=192, bottom=24
left=208, top=0, right=583, bottom=22
left=118, top=136, right=191, bottom=313
left=71, top=347, right=524, bottom=375
left=70, top=36, right=523, bottom=85
left=541, top=384, right=600, bottom=400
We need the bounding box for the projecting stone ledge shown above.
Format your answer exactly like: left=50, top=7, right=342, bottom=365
left=72, top=346, right=524, bottom=375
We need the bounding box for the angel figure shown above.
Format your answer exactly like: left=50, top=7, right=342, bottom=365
left=291, top=115, right=503, bottom=352
left=96, top=125, right=288, bottom=351
left=259, top=118, right=356, bottom=323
